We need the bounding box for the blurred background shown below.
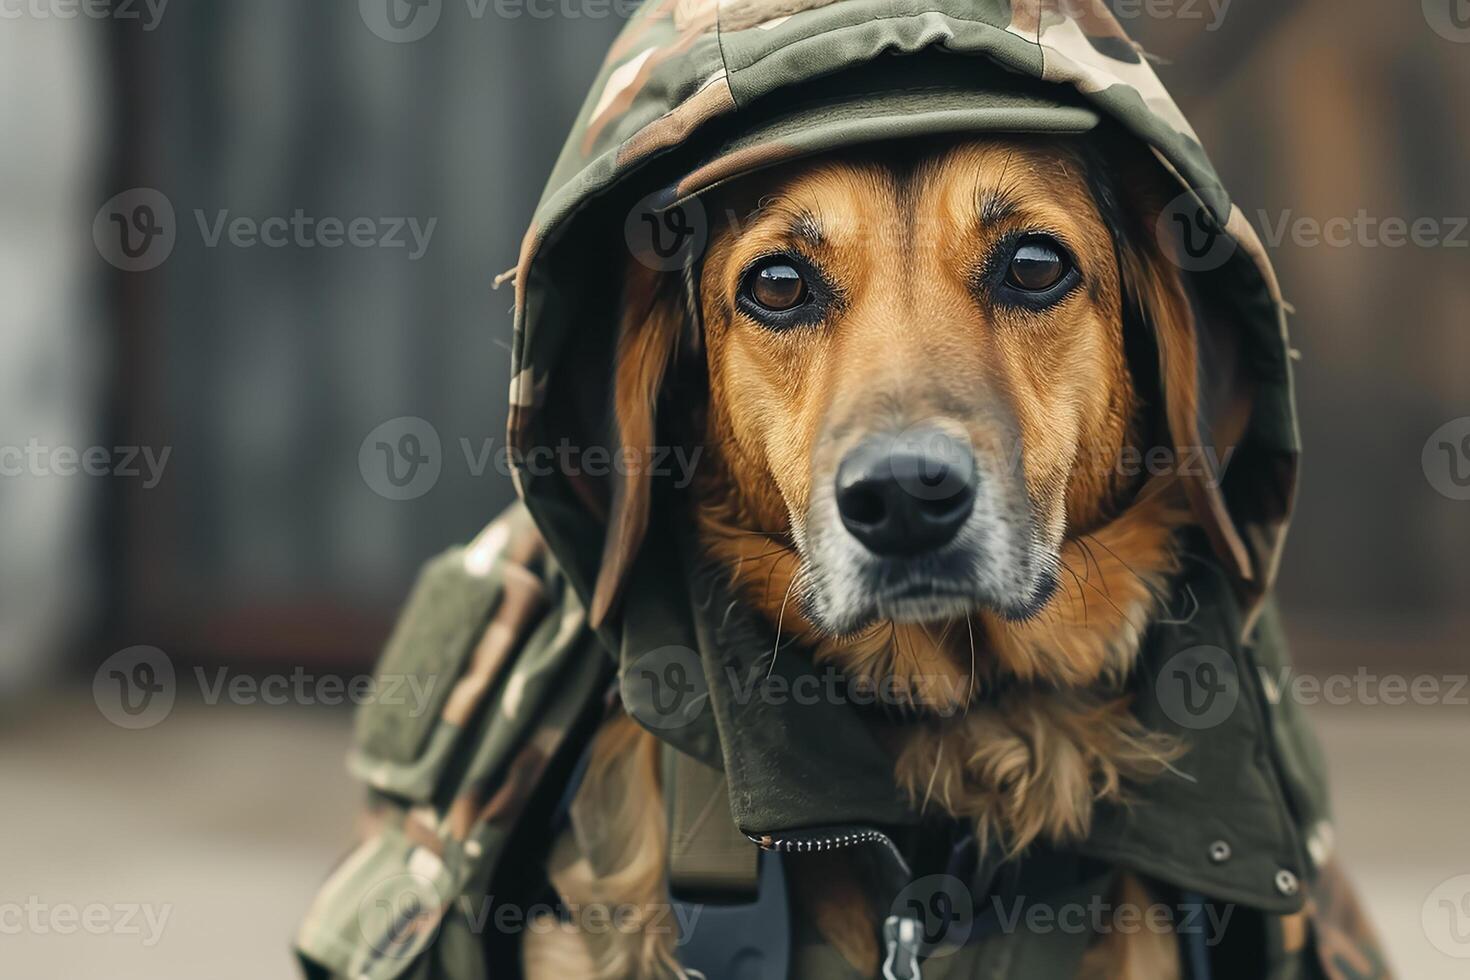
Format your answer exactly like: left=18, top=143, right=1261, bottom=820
left=1, top=2, right=1466, bottom=977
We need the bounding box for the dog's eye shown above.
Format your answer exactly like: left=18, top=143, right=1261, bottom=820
left=746, top=260, right=808, bottom=312
left=1004, top=237, right=1070, bottom=293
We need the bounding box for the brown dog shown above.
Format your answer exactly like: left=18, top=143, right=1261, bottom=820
left=525, top=133, right=1224, bottom=979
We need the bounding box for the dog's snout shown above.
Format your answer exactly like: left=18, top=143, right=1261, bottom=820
left=835, top=429, right=977, bottom=556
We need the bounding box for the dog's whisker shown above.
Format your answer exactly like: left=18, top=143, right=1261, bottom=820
left=1057, top=558, right=1090, bottom=627
left=767, top=572, right=799, bottom=680
left=760, top=548, right=799, bottom=608
left=1061, top=555, right=1130, bottom=624
left=965, top=613, right=977, bottom=713
left=1081, top=531, right=1177, bottom=619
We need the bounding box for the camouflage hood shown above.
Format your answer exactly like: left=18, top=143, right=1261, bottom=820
left=507, top=0, right=1298, bottom=638
left=501, top=0, right=1314, bottom=899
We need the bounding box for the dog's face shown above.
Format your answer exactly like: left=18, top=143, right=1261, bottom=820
left=694, top=139, right=1138, bottom=635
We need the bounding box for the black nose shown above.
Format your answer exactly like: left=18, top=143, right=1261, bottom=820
left=835, top=429, right=977, bottom=556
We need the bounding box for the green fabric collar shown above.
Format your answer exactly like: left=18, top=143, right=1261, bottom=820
left=619, top=527, right=1308, bottom=914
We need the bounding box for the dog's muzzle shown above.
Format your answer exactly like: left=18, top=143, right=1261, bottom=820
left=834, top=427, right=978, bottom=556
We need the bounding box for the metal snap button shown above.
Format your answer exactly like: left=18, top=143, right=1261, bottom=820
left=1274, top=869, right=1300, bottom=896
left=1208, top=840, right=1232, bottom=864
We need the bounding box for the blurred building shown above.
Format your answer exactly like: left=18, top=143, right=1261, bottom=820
left=1, top=0, right=1466, bottom=686
left=0, top=15, right=102, bottom=693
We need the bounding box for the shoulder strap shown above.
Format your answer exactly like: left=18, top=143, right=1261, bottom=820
left=663, top=743, right=760, bottom=901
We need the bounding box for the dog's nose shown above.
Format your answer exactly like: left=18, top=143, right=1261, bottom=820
left=835, top=429, right=977, bottom=556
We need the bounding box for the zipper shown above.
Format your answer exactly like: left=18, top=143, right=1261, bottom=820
left=881, top=914, right=922, bottom=980
left=749, top=825, right=907, bottom=864
left=749, top=825, right=921, bottom=980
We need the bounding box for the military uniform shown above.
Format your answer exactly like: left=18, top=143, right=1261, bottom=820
left=298, top=2, right=1391, bottom=977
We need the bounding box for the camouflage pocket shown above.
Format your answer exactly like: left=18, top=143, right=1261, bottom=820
left=350, top=510, right=550, bottom=803
left=300, top=506, right=613, bottom=980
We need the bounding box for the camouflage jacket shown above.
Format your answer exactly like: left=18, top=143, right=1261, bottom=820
left=299, top=2, right=1391, bottom=978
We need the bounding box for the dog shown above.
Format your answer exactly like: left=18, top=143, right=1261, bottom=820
left=523, top=131, right=1227, bottom=979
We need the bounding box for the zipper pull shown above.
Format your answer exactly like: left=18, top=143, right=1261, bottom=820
left=881, top=915, right=922, bottom=980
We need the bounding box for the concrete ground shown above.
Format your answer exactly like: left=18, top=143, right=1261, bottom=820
left=2, top=693, right=1465, bottom=978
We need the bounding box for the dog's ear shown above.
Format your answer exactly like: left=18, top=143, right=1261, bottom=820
left=1118, top=205, right=1255, bottom=584
left=590, top=261, right=689, bottom=627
